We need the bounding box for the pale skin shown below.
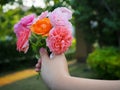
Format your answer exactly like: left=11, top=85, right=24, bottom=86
left=35, top=48, right=120, bottom=90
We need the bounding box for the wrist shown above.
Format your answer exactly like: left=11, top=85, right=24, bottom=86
left=49, top=74, right=71, bottom=90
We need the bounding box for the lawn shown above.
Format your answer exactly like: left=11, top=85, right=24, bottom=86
left=0, top=61, right=97, bottom=90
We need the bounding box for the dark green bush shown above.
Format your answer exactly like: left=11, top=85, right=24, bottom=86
left=65, top=38, right=76, bottom=60
left=65, top=50, right=75, bottom=60
left=87, top=47, right=120, bottom=80
left=0, top=41, right=36, bottom=72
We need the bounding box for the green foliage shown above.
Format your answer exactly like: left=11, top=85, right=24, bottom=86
left=0, top=8, right=23, bottom=41
left=1, top=0, right=120, bottom=73
left=29, top=33, right=51, bottom=59
left=0, top=41, right=36, bottom=72
left=65, top=38, right=76, bottom=60
left=0, top=5, right=47, bottom=41
left=0, top=0, right=22, bottom=6
left=0, top=2, right=48, bottom=72
left=0, top=0, right=74, bottom=72
left=87, top=47, right=120, bottom=79
left=0, top=0, right=14, bottom=5
left=70, top=0, right=120, bottom=47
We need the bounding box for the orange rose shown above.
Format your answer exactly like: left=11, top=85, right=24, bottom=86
left=31, top=18, right=52, bottom=36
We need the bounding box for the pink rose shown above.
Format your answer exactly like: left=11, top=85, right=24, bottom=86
left=32, top=11, right=49, bottom=23
left=16, top=27, right=31, bottom=53
left=20, top=14, right=35, bottom=26
left=59, top=7, right=72, bottom=20
left=14, top=14, right=35, bottom=53
left=49, top=7, right=72, bottom=26
left=38, top=11, right=49, bottom=20
left=46, top=26, right=73, bottom=54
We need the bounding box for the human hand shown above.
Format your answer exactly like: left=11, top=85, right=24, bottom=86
left=35, top=48, right=120, bottom=90
left=35, top=48, right=70, bottom=89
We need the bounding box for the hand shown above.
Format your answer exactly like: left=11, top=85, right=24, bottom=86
left=35, top=48, right=120, bottom=90
left=35, top=48, right=70, bottom=89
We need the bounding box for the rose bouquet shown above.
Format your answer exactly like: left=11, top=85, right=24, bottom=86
left=14, top=7, right=73, bottom=60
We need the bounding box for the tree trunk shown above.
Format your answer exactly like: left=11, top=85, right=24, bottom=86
left=75, top=27, right=88, bottom=63
left=118, top=31, right=120, bottom=49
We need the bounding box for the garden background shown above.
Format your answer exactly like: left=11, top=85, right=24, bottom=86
left=0, top=0, right=120, bottom=90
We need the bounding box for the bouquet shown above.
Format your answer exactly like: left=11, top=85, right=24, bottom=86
left=14, top=7, right=73, bottom=60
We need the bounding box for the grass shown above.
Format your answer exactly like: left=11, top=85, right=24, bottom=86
left=69, top=63, right=97, bottom=79
left=0, top=61, right=97, bottom=90
left=0, top=76, right=48, bottom=90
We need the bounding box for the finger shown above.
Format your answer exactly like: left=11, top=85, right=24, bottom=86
left=35, top=68, right=40, bottom=72
left=38, top=59, right=41, bottom=63
left=39, top=48, right=49, bottom=61
left=37, top=58, right=42, bottom=69
left=54, top=53, right=65, bottom=59
left=35, top=63, right=41, bottom=68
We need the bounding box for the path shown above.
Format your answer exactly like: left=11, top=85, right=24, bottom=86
left=0, top=60, right=76, bottom=87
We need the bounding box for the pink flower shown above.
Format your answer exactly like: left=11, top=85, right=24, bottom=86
left=14, top=14, right=35, bottom=53
left=59, top=7, right=72, bottom=20
left=32, top=11, right=49, bottom=23
left=16, top=27, right=31, bottom=53
left=38, top=11, right=48, bottom=20
left=46, top=26, right=73, bottom=54
left=49, top=7, right=72, bottom=26
left=20, top=14, right=35, bottom=26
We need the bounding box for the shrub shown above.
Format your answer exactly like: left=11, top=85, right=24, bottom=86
left=65, top=38, right=76, bottom=60
left=87, top=47, right=120, bottom=80
left=0, top=41, right=36, bottom=72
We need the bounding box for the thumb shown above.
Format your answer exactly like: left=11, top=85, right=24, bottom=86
left=39, top=48, right=49, bottom=61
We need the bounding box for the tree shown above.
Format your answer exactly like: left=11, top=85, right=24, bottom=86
left=1, top=0, right=120, bottom=62
left=70, top=0, right=120, bottom=62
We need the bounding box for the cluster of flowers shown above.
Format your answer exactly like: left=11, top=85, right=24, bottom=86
left=14, top=7, right=73, bottom=55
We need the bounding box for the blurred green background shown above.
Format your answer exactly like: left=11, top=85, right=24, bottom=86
left=0, top=0, right=120, bottom=90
